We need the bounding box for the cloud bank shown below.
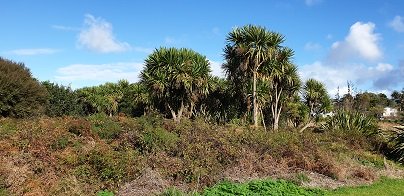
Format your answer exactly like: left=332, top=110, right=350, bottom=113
left=300, top=22, right=403, bottom=96
left=77, top=14, right=130, bottom=53
left=56, top=62, right=142, bottom=85
left=328, top=22, right=382, bottom=62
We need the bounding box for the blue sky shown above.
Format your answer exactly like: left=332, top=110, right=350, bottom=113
left=1, top=0, right=403, bottom=96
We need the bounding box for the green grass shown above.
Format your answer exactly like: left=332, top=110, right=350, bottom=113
left=161, top=178, right=404, bottom=196
left=161, top=179, right=325, bottom=196
left=326, top=177, right=404, bottom=196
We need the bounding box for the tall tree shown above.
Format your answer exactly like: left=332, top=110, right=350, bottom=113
left=42, top=81, right=79, bottom=117
left=140, top=47, right=211, bottom=122
left=300, top=78, right=331, bottom=132
left=261, top=48, right=301, bottom=130
left=0, top=57, right=47, bottom=117
left=302, top=78, right=331, bottom=116
left=224, top=25, right=284, bottom=127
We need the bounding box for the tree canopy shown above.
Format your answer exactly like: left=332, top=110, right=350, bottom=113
left=0, top=57, right=47, bottom=118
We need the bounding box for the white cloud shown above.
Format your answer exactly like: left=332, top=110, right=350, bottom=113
left=209, top=60, right=225, bottom=78
left=7, top=48, right=59, bottom=56
left=300, top=61, right=403, bottom=95
left=56, top=62, right=142, bottom=83
left=301, top=21, right=402, bottom=94
left=52, top=25, right=79, bottom=31
left=77, top=14, right=130, bottom=53
left=329, top=22, right=382, bottom=62
left=304, top=42, right=321, bottom=51
left=375, top=63, right=393, bottom=72
left=389, top=15, right=404, bottom=33
left=373, top=60, right=404, bottom=89
left=305, top=0, right=322, bottom=6
left=299, top=61, right=360, bottom=96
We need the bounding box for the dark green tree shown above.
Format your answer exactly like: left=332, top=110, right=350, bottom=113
left=224, top=25, right=284, bottom=127
left=140, top=47, right=211, bottom=122
left=0, top=57, right=47, bottom=118
left=42, top=81, right=80, bottom=117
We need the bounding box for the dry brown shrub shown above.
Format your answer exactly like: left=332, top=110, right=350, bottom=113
left=118, top=168, right=169, bottom=196
left=64, top=117, right=93, bottom=137
left=352, top=166, right=375, bottom=181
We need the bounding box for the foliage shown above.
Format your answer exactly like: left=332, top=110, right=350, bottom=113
left=391, top=131, right=404, bottom=162
left=224, top=24, right=285, bottom=127
left=97, top=190, right=114, bottom=196
left=87, top=113, right=121, bottom=139
left=260, top=49, right=301, bottom=130
left=140, top=47, right=211, bottom=122
left=0, top=57, right=47, bottom=117
left=302, top=78, right=332, bottom=117
left=391, top=89, right=404, bottom=111
left=322, top=111, right=378, bottom=136
left=201, top=179, right=324, bottom=196
left=76, top=81, right=126, bottom=116
left=42, top=81, right=80, bottom=117
left=353, top=92, right=393, bottom=118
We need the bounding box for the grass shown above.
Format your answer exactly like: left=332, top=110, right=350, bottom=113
left=161, top=177, right=404, bottom=196
left=326, top=177, right=404, bottom=196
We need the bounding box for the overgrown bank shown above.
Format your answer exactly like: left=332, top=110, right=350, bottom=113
left=0, top=114, right=403, bottom=195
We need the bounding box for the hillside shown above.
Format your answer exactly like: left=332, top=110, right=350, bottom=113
left=1, top=114, right=403, bottom=195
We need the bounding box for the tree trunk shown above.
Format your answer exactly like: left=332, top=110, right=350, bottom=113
left=253, top=71, right=258, bottom=127
left=272, top=87, right=283, bottom=131
left=177, top=101, right=184, bottom=122
left=167, top=103, right=178, bottom=122
left=167, top=101, right=185, bottom=123
left=299, top=121, right=314, bottom=133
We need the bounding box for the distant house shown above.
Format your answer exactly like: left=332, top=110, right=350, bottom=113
left=382, top=107, right=398, bottom=117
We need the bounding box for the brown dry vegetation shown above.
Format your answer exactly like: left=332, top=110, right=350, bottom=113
left=0, top=114, right=403, bottom=196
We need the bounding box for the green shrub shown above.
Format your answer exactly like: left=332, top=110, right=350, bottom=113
left=391, top=131, right=404, bottom=162
left=202, top=179, right=324, bottom=196
left=42, top=81, right=80, bottom=117
left=87, top=113, right=121, bottom=139
left=142, top=127, right=179, bottom=153
left=0, top=118, right=18, bottom=137
left=97, top=190, right=114, bottom=196
left=74, top=165, right=93, bottom=182
left=0, top=57, right=48, bottom=118
left=322, top=112, right=377, bottom=135
left=51, top=135, right=69, bottom=150
left=160, top=187, right=188, bottom=196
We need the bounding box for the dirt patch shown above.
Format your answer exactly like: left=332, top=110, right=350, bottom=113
left=118, top=168, right=169, bottom=196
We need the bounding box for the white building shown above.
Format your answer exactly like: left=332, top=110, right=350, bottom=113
left=382, top=107, right=398, bottom=117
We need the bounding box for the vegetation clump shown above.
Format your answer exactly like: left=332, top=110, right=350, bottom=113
left=0, top=57, right=47, bottom=118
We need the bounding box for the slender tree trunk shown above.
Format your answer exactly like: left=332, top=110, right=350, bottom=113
left=189, top=101, right=194, bottom=118
left=272, top=86, right=283, bottom=131
left=253, top=70, right=258, bottom=127
left=168, top=100, right=185, bottom=122
left=167, top=103, right=177, bottom=122
left=177, top=101, right=184, bottom=122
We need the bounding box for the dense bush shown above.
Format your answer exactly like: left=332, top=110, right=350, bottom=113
left=42, top=81, right=80, bottom=117
left=322, top=111, right=378, bottom=135
left=391, top=131, right=404, bottom=162
left=0, top=57, right=47, bottom=118
left=87, top=113, right=122, bottom=139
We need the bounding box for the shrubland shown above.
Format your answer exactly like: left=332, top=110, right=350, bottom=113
left=0, top=113, right=403, bottom=195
